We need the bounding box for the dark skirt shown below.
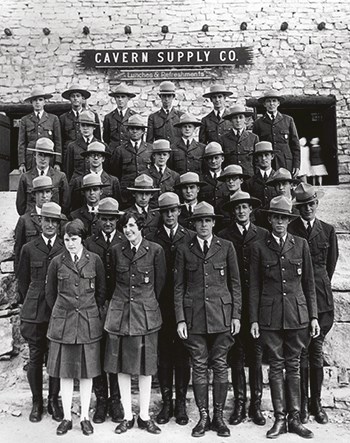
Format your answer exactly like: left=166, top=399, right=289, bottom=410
left=104, top=332, right=158, bottom=376
left=47, top=341, right=101, bottom=379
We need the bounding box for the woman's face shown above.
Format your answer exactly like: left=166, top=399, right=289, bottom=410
left=123, top=217, right=142, bottom=245
left=64, top=233, right=83, bottom=255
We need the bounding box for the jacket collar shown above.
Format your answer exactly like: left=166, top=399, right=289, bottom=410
left=190, top=235, right=222, bottom=260
left=121, top=238, right=149, bottom=261
left=266, top=232, right=295, bottom=254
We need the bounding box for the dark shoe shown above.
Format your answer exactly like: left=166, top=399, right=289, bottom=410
left=192, top=384, right=210, bottom=437
left=266, top=417, right=287, bottom=439
left=174, top=398, right=188, bottom=425
left=312, top=402, right=328, bottom=425
left=80, top=419, right=94, bottom=436
left=211, top=382, right=230, bottom=437
left=109, top=398, right=124, bottom=423
left=48, top=397, right=64, bottom=422
left=115, top=417, right=135, bottom=434
left=249, top=366, right=266, bottom=426
left=310, top=367, right=328, bottom=424
left=192, top=409, right=210, bottom=438
left=300, top=368, right=310, bottom=424
left=229, top=400, right=246, bottom=425
left=137, top=416, right=161, bottom=434
left=56, top=419, right=72, bottom=436
left=157, top=368, right=174, bottom=424
left=29, top=401, right=43, bottom=423
left=174, top=365, right=190, bottom=426
left=288, top=413, right=314, bottom=438
left=249, top=403, right=266, bottom=426
left=93, top=397, right=107, bottom=424
left=211, top=412, right=230, bottom=437
left=157, top=399, right=173, bottom=424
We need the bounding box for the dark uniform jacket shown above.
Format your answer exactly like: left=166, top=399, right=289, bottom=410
left=70, top=205, right=100, bottom=237
left=220, top=129, right=259, bottom=176
left=177, top=204, right=197, bottom=232
left=199, top=109, right=233, bottom=145
left=46, top=248, right=106, bottom=344
left=16, top=166, right=70, bottom=216
left=252, top=112, right=300, bottom=172
left=199, top=171, right=228, bottom=211
left=65, top=135, right=98, bottom=183
left=146, top=108, right=183, bottom=144
left=18, top=111, right=62, bottom=169
left=104, top=238, right=166, bottom=336
left=14, top=211, right=42, bottom=274
left=103, top=108, right=136, bottom=150
left=124, top=204, right=161, bottom=237
left=249, top=233, right=318, bottom=330
left=169, top=137, right=205, bottom=175
left=18, top=236, right=64, bottom=323
left=144, top=165, right=180, bottom=208
left=288, top=217, right=338, bottom=313
left=85, top=230, right=125, bottom=300
left=174, top=235, right=242, bottom=334
left=69, top=170, right=122, bottom=211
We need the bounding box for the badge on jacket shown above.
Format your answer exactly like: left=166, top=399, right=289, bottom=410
left=297, top=268, right=302, bottom=275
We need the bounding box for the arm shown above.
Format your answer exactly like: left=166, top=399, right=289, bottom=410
left=146, top=113, right=154, bottom=143
left=18, top=117, right=27, bottom=169
left=17, top=245, right=31, bottom=303
left=289, top=118, right=300, bottom=173
left=327, top=225, right=339, bottom=280
left=93, top=111, right=102, bottom=141
left=198, top=118, right=207, bottom=144
left=65, top=143, right=74, bottom=182
left=45, top=259, right=59, bottom=311
left=227, top=242, right=242, bottom=320
left=154, top=245, right=166, bottom=300
left=15, top=175, right=27, bottom=216
left=248, top=243, right=262, bottom=325
left=53, top=115, right=62, bottom=166
left=94, top=254, right=106, bottom=308
left=14, top=217, right=26, bottom=274
left=59, top=172, right=70, bottom=215
left=302, top=239, right=318, bottom=320
left=173, top=245, right=186, bottom=325
left=103, top=115, right=111, bottom=145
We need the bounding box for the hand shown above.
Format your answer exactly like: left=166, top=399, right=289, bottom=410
left=250, top=322, right=260, bottom=339
left=19, top=164, right=26, bottom=174
left=54, top=164, right=61, bottom=172
left=231, top=318, right=240, bottom=336
left=292, top=167, right=300, bottom=178
left=177, top=321, right=188, bottom=340
left=310, top=319, right=320, bottom=338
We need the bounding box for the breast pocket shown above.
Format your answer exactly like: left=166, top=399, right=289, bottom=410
left=213, top=262, right=227, bottom=278
left=262, top=260, right=279, bottom=278
left=57, top=272, right=70, bottom=292
left=88, top=307, right=102, bottom=340
left=42, top=122, right=54, bottom=138
left=290, top=258, right=303, bottom=277
left=138, top=266, right=154, bottom=285
left=115, top=265, right=129, bottom=285
left=30, top=261, right=43, bottom=280
left=279, top=131, right=289, bottom=144
left=81, top=270, right=96, bottom=292
left=186, top=263, right=198, bottom=282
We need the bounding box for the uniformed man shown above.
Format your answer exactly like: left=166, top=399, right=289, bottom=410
left=18, top=202, right=66, bottom=423
left=220, top=105, right=259, bottom=176
left=60, top=84, right=101, bottom=166
left=146, top=193, right=194, bottom=426
left=85, top=198, right=125, bottom=424
left=199, top=85, right=233, bottom=144
left=266, top=168, right=300, bottom=200
left=16, top=137, right=70, bottom=216
left=249, top=195, right=319, bottom=439
left=103, top=84, right=137, bottom=152
left=146, top=81, right=183, bottom=143
left=174, top=202, right=241, bottom=437
left=252, top=91, right=300, bottom=176
left=69, top=141, right=121, bottom=211
left=218, top=191, right=268, bottom=426
left=288, top=184, right=338, bottom=425
left=170, top=114, right=205, bottom=175
left=18, top=87, right=62, bottom=172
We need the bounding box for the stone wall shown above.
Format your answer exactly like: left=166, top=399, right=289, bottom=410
left=0, top=0, right=350, bottom=181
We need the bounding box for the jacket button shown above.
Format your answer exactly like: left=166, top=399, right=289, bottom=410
left=75, top=283, right=78, bottom=286
left=131, top=286, right=135, bottom=289
left=283, top=292, right=286, bottom=296
left=282, top=268, right=285, bottom=271
left=130, top=298, right=134, bottom=301
left=204, top=261, right=208, bottom=264
left=281, top=256, right=285, bottom=260
left=75, top=308, right=79, bottom=312
left=205, top=284, right=209, bottom=288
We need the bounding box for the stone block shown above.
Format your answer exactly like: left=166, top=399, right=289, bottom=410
left=334, top=292, right=350, bottom=322
left=332, top=235, right=350, bottom=292
left=0, top=317, right=13, bottom=356
left=324, top=323, right=350, bottom=367
left=0, top=274, right=18, bottom=310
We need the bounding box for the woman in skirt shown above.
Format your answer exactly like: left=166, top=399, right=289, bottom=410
left=46, top=219, right=106, bottom=436
left=104, top=211, right=166, bottom=434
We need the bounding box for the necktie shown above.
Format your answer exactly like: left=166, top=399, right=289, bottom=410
left=165, top=110, right=169, bottom=116
left=120, top=110, right=123, bottom=119
left=188, top=205, right=193, bottom=216
left=131, top=246, right=137, bottom=257
left=169, top=228, right=174, bottom=242
left=74, top=254, right=79, bottom=264
left=217, top=112, right=221, bottom=121
left=40, top=170, right=44, bottom=176
left=279, top=237, right=284, bottom=252
left=203, top=240, right=209, bottom=255
left=106, top=233, right=111, bottom=246
left=142, top=208, right=147, bottom=215
left=159, top=167, right=163, bottom=177
left=186, top=140, right=190, bottom=149
left=75, top=111, right=79, bottom=120
left=307, top=221, right=312, bottom=236
left=213, top=172, right=217, bottom=180
left=236, top=130, right=241, bottom=139
left=134, top=141, right=138, bottom=151
left=242, top=226, right=247, bottom=240
left=264, top=172, right=268, bottom=181
left=270, top=113, right=275, bottom=122
left=36, top=112, right=40, bottom=121
left=47, top=239, right=52, bottom=251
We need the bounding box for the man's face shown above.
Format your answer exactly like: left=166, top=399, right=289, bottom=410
left=153, top=152, right=170, bottom=168
left=210, top=94, right=226, bottom=111
left=64, top=234, right=83, bottom=255
left=264, top=98, right=280, bottom=114
left=128, top=127, right=144, bottom=142
left=99, top=215, right=118, bottom=234
left=225, top=176, right=243, bottom=193
left=88, top=153, right=104, bottom=170
left=84, top=186, right=102, bottom=205
left=114, top=94, right=129, bottom=110
left=160, top=94, right=174, bottom=110
left=181, top=124, right=196, bottom=139
left=181, top=184, right=199, bottom=203
left=195, top=217, right=215, bottom=240
left=234, top=203, right=252, bottom=225
left=207, top=154, right=224, bottom=172
left=231, top=114, right=246, bottom=130
left=35, top=152, right=51, bottom=170
left=69, top=92, right=83, bottom=109
left=35, top=189, right=52, bottom=207
left=41, top=216, right=59, bottom=238
left=31, top=97, right=45, bottom=112
left=161, top=207, right=180, bottom=229
left=80, top=123, right=95, bottom=138
left=269, top=214, right=290, bottom=237
left=134, top=191, right=152, bottom=208
left=256, top=152, right=273, bottom=170
left=298, top=200, right=318, bottom=221
left=275, top=180, right=292, bottom=198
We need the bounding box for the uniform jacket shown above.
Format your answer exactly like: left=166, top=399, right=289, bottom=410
left=174, top=235, right=242, bottom=334
left=85, top=230, right=125, bottom=300
left=220, top=129, right=259, bottom=176
left=288, top=217, right=338, bottom=313
left=103, top=108, right=136, bottom=149
left=144, top=165, right=180, bottom=208
left=249, top=233, right=318, bottom=330
left=70, top=205, right=100, bottom=237
left=16, top=166, right=70, bottom=216
left=18, top=236, right=64, bottom=323
left=177, top=204, right=197, bottom=232
left=198, top=109, right=233, bottom=145
left=146, top=108, right=184, bottom=144
left=124, top=204, right=161, bottom=237
left=104, top=238, right=166, bottom=336
left=65, top=135, right=98, bottom=182
left=69, top=170, right=122, bottom=211
left=252, top=112, right=300, bottom=171
left=169, top=137, right=205, bottom=175
left=18, top=111, right=62, bottom=169
left=14, top=211, right=42, bottom=274
left=199, top=171, right=229, bottom=211
left=46, top=248, right=106, bottom=344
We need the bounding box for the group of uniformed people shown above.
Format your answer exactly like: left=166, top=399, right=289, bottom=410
left=15, top=81, right=338, bottom=439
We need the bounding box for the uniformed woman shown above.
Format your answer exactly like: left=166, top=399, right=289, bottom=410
left=104, top=211, right=166, bottom=435
left=45, top=219, right=106, bottom=436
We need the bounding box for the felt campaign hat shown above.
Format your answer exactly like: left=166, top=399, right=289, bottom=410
left=174, top=172, right=206, bottom=188
left=187, top=201, right=223, bottom=220
left=97, top=197, right=124, bottom=216
left=80, top=141, right=111, bottom=157
left=158, top=81, right=176, bottom=95
left=28, top=137, right=61, bottom=156
left=151, top=139, right=172, bottom=153
left=217, top=165, right=250, bottom=181
left=202, top=84, right=233, bottom=98
left=292, top=183, right=324, bottom=206
left=173, top=113, right=202, bottom=128
left=62, top=84, right=91, bottom=100
left=262, top=195, right=298, bottom=218
left=124, top=114, right=148, bottom=128
left=222, top=190, right=261, bottom=212
left=40, top=202, right=67, bottom=220
left=31, top=175, right=54, bottom=193
left=266, top=168, right=300, bottom=186
left=78, top=173, right=109, bottom=190
left=202, top=142, right=225, bottom=158
left=223, top=105, right=253, bottom=119
left=152, top=192, right=184, bottom=211
left=79, top=110, right=99, bottom=126
left=25, top=87, right=53, bottom=102
left=258, top=90, right=285, bottom=104
left=127, top=174, right=160, bottom=192
left=109, top=84, right=136, bottom=98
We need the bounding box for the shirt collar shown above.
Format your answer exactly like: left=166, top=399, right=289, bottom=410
left=236, top=222, right=250, bottom=234
left=210, top=169, right=222, bottom=178
left=129, top=238, right=142, bottom=252
left=185, top=201, right=197, bottom=210
left=135, top=203, right=149, bottom=214
left=37, top=166, right=50, bottom=176
left=272, top=233, right=287, bottom=245
left=259, top=168, right=272, bottom=178
left=42, top=234, right=57, bottom=245
left=197, top=235, right=213, bottom=251
left=35, top=205, right=42, bottom=215
left=130, top=139, right=141, bottom=148
left=90, top=168, right=103, bottom=177
left=102, top=230, right=116, bottom=242
left=162, top=107, right=172, bottom=114
left=69, top=248, right=83, bottom=262
left=182, top=137, right=193, bottom=145
left=268, top=112, right=277, bottom=120
left=164, top=224, right=178, bottom=237
left=87, top=204, right=99, bottom=213
left=301, top=218, right=315, bottom=229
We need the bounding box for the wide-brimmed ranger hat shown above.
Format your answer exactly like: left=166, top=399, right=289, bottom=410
left=217, top=165, right=250, bottom=181
left=188, top=201, right=223, bottom=220
left=223, top=105, right=253, bottom=119
left=62, top=84, right=91, bottom=100
left=25, top=87, right=53, bottom=102
left=81, top=141, right=111, bottom=158
left=222, top=190, right=261, bottom=212
left=250, top=141, right=278, bottom=156
left=174, top=113, right=202, bottom=128
left=202, top=84, right=233, bottom=98
left=266, top=168, right=300, bottom=186
left=158, top=81, right=176, bottom=95
left=258, top=90, right=285, bottom=104
left=262, top=195, right=298, bottom=218
left=28, top=137, right=61, bottom=156
left=203, top=142, right=225, bottom=158
left=127, top=174, right=160, bottom=192
left=292, top=183, right=324, bottom=206
left=109, top=84, right=136, bottom=98
left=124, top=114, right=148, bottom=129
left=32, top=175, right=54, bottom=193
left=152, top=139, right=172, bottom=153
left=40, top=202, right=67, bottom=220
left=78, top=173, right=109, bottom=190
left=79, top=110, right=99, bottom=126
left=174, top=172, right=206, bottom=188
left=152, top=192, right=184, bottom=212
left=97, top=197, right=124, bottom=216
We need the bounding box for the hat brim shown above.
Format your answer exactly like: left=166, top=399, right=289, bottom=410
left=151, top=203, right=185, bottom=212
left=258, top=95, right=285, bottom=104
left=173, top=121, right=202, bottom=128
left=79, top=120, right=100, bottom=127
left=158, top=91, right=176, bottom=96
left=261, top=208, right=298, bottom=218
left=174, top=180, right=206, bottom=188
left=78, top=183, right=110, bottom=191
left=109, top=92, right=136, bottom=98
left=39, top=212, right=67, bottom=221
left=222, top=197, right=261, bottom=212
left=62, top=89, right=91, bottom=100
left=97, top=210, right=125, bottom=216
left=81, top=150, right=111, bottom=158
left=124, top=123, right=148, bottom=129
left=223, top=111, right=253, bottom=120
left=203, top=151, right=226, bottom=158
left=187, top=213, right=223, bottom=221
left=203, top=91, right=232, bottom=98
left=126, top=187, right=160, bottom=192
left=31, top=186, right=54, bottom=193
left=266, top=177, right=301, bottom=186
left=217, top=173, right=250, bottom=182
left=250, top=149, right=278, bottom=156
left=292, top=190, right=325, bottom=206
left=25, top=93, right=53, bottom=102
left=27, top=148, right=61, bottom=155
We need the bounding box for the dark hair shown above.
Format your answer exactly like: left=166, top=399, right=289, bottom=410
left=119, top=210, right=146, bottom=231
left=63, top=219, right=87, bottom=239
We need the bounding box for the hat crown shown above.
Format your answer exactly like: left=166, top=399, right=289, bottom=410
left=110, top=84, right=135, bottom=96
left=177, top=113, right=201, bottom=126
left=41, top=202, right=62, bottom=218
left=152, top=139, right=171, bottom=152
left=159, top=81, right=176, bottom=94
left=32, top=175, right=53, bottom=190
left=179, top=172, right=200, bottom=185
left=35, top=137, right=55, bottom=152
left=254, top=141, right=274, bottom=154
left=222, top=164, right=244, bottom=176
left=26, top=87, right=53, bottom=101
left=204, top=142, right=224, bottom=156
left=192, top=201, right=216, bottom=217
left=158, top=192, right=180, bottom=208
left=86, top=141, right=107, bottom=154
left=228, top=104, right=249, bottom=114
left=82, top=173, right=104, bottom=188
left=98, top=197, right=120, bottom=213
left=294, top=183, right=318, bottom=202
left=133, top=174, right=154, bottom=188
left=126, top=114, right=147, bottom=127
left=229, top=190, right=251, bottom=203
left=79, top=110, right=96, bottom=124
left=271, top=168, right=292, bottom=182
left=269, top=195, right=293, bottom=213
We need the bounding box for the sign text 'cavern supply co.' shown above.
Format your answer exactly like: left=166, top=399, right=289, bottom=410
left=80, top=47, right=253, bottom=69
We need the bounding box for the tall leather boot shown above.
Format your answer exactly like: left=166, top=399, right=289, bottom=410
left=192, top=384, right=211, bottom=437
left=286, top=376, right=313, bottom=439
left=48, top=377, right=63, bottom=422
left=156, top=366, right=174, bottom=424
left=300, top=368, right=310, bottom=424
left=174, top=365, right=190, bottom=425
left=92, top=373, right=108, bottom=423
left=27, top=365, right=43, bottom=423
left=109, top=373, right=124, bottom=423
left=248, top=366, right=266, bottom=425
left=266, top=377, right=287, bottom=439
left=229, top=367, right=246, bottom=425
left=310, top=367, right=328, bottom=424
left=211, top=383, right=230, bottom=437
